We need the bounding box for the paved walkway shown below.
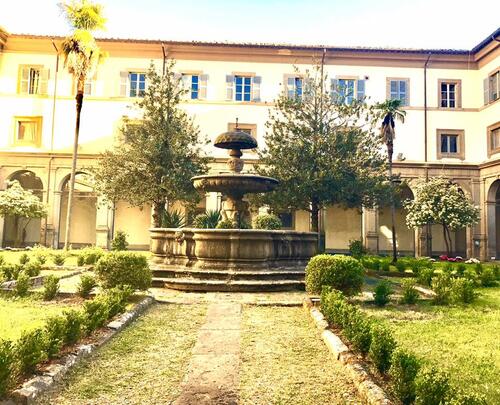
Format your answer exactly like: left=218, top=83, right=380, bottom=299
left=173, top=302, right=242, bottom=404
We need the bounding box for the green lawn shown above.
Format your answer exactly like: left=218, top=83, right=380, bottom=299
left=361, top=286, right=500, bottom=404
left=39, top=303, right=206, bottom=405
left=240, top=306, right=359, bottom=405
left=0, top=250, right=78, bottom=266
left=0, top=294, right=78, bottom=341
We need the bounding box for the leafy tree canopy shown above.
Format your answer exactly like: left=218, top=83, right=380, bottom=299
left=0, top=180, right=47, bottom=219
left=254, top=64, right=389, bottom=231
left=91, top=61, right=209, bottom=226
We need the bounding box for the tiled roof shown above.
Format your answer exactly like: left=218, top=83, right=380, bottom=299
left=6, top=26, right=499, bottom=56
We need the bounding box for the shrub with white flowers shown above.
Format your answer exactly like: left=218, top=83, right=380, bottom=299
left=0, top=180, right=47, bottom=246
left=404, top=177, right=479, bottom=256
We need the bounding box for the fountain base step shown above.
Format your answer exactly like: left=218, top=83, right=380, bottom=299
left=151, top=267, right=305, bottom=292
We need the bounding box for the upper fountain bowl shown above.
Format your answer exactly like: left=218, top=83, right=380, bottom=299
left=214, top=130, right=258, bottom=150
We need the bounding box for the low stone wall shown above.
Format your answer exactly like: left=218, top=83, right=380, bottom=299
left=150, top=228, right=318, bottom=271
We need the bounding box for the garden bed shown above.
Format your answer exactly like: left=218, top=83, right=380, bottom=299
left=0, top=293, right=80, bottom=341
left=360, top=286, right=500, bottom=404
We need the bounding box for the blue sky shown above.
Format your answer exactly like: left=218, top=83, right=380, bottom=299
left=2, top=0, right=499, bottom=49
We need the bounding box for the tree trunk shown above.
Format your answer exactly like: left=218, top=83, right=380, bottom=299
left=387, top=138, right=398, bottom=263
left=64, top=90, right=84, bottom=250
left=445, top=225, right=454, bottom=257
left=311, top=198, right=319, bottom=233
left=152, top=201, right=164, bottom=228
left=442, top=223, right=451, bottom=256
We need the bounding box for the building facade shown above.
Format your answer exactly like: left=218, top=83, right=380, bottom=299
left=0, top=28, right=499, bottom=259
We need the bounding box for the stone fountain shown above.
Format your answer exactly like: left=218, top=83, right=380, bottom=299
left=150, top=126, right=318, bottom=292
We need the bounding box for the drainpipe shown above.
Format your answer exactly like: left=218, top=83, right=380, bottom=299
left=44, top=40, right=59, bottom=246
left=423, top=52, right=432, bottom=256
left=423, top=52, right=431, bottom=177
left=161, top=44, right=167, bottom=76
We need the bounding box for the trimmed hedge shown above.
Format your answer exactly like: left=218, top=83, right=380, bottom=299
left=253, top=214, right=282, bottom=230
left=305, top=254, right=364, bottom=295
left=0, top=287, right=132, bottom=398
left=320, top=287, right=480, bottom=404
left=95, top=252, right=151, bottom=290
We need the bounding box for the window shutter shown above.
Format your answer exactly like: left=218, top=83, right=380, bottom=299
left=199, top=74, right=208, bottom=99
left=39, top=68, right=50, bottom=95
left=252, top=76, right=261, bottom=102
left=283, top=74, right=291, bottom=97
left=120, top=71, right=128, bottom=97
left=226, top=75, right=234, bottom=100
left=405, top=79, right=410, bottom=106
left=331, top=78, right=339, bottom=102
left=484, top=77, right=489, bottom=105
left=356, top=79, right=365, bottom=100
left=19, top=66, right=30, bottom=94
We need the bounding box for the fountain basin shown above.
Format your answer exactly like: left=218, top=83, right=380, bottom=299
left=150, top=228, right=317, bottom=271
left=191, top=174, right=278, bottom=195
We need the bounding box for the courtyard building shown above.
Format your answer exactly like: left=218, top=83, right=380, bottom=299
left=0, top=27, right=499, bottom=259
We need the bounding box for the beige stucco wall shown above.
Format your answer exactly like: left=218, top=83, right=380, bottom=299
left=325, top=206, right=362, bottom=251
left=113, top=202, right=151, bottom=248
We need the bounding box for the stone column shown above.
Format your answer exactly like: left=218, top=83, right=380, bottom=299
left=470, top=179, right=486, bottom=260
left=95, top=196, right=111, bottom=249
left=52, top=191, right=62, bottom=249
left=0, top=217, right=4, bottom=248
left=362, top=208, right=379, bottom=254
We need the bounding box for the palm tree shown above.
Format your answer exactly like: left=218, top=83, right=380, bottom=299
left=59, top=0, right=105, bottom=249
left=376, top=99, right=406, bottom=263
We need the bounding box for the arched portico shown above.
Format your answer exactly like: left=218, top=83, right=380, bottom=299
left=486, top=180, right=500, bottom=259
left=57, top=172, right=97, bottom=248
left=2, top=170, right=44, bottom=247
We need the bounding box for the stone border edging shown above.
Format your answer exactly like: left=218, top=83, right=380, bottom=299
left=0, top=268, right=87, bottom=291
left=8, top=295, right=154, bottom=405
left=303, top=298, right=393, bottom=405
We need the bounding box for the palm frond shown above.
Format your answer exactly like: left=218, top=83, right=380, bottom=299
left=59, top=0, right=106, bottom=31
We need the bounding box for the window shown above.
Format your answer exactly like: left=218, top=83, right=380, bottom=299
left=228, top=122, right=256, bottom=137
left=129, top=72, right=146, bottom=97
left=120, top=71, right=146, bottom=97
left=438, top=79, right=461, bottom=108
left=18, top=65, right=49, bottom=95
left=181, top=74, right=208, bottom=100
left=226, top=74, right=261, bottom=102
left=13, top=117, right=42, bottom=147
left=182, top=74, right=199, bottom=99
left=84, top=78, right=93, bottom=96
left=332, top=78, right=365, bottom=104
left=285, top=76, right=303, bottom=99
left=487, top=122, right=500, bottom=156
left=387, top=78, right=409, bottom=106
left=235, top=76, right=252, bottom=101
left=484, top=70, right=499, bottom=104
left=436, top=129, right=464, bottom=159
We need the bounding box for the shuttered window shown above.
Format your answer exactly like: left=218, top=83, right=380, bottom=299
left=331, top=78, right=365, bottom=104
left=18, top=66, right=49, bottom=95
left=387, top=79, right=409, bottom=106
left=181, top=74, right=209, bottom=100
left=488, top=122, right=500, bottom=156
left=485, top=70, right=499, bottom=104
left=284, top=75, right=303, bottom=99
left=226, top=75, right=261, bottom=102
